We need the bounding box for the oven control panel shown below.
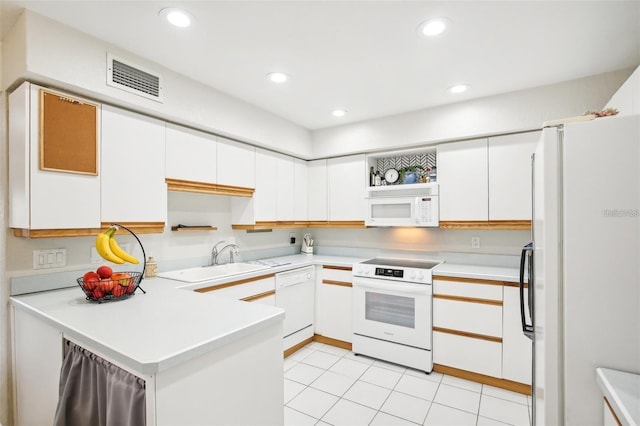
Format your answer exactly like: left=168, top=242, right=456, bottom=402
left=353, top=264, right=433, bottom=284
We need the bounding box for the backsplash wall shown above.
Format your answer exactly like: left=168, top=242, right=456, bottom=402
left=6, top=190, right=528, bottom=274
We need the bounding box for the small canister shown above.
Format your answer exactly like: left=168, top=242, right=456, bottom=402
left=145, top=256, right=158, bottom=278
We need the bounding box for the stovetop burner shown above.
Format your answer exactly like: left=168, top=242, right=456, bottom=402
left=361, top=258, right=441, bottom=270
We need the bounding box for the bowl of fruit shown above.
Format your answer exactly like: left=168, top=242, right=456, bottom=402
left=78, top=224, right=147, bottom=303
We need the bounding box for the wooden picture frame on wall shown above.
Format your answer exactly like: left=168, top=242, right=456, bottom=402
left=39, top=88, right=99, bottom=175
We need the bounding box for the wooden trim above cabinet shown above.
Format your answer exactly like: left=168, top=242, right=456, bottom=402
left=12, top=222, right=165, bottom=238
left=232, top=220, right=366, bottom=230
left=604, top=397, right=623, bottom=426
left=439, top=220, right=531, bottom=230
left=433, top=364, right=532, bottom=395
left=166, top=178, right=254, bottom=197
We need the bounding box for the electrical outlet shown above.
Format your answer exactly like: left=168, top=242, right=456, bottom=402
left=289, top=232, right=295, bottom=244
left=471, top=236, right=480, bottom=249
left=33, top=248, right=67, bottom=269
left=91, top=243, right=130, bottom=263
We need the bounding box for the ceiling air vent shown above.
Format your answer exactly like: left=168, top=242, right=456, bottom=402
left=107, top=54, right=163, bottom=102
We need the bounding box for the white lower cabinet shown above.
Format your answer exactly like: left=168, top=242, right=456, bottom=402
left=433, top=275, right=532, bottom=391
left=11, top=308, right=63, bottom=426
left=433, top=332, right=503, bottom=378
left=195, top=274, right=276, bottom=304
left=502, top=285, right=533, bottom=385
left=315, top=266, right=352, bottom=343
left=432, top=276, right=503, bottom=378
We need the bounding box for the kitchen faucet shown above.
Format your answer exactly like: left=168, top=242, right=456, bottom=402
left=211, top=241, right=240, bottom=265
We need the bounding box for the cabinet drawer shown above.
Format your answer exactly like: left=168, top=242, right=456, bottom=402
left=195, top=275, right=276, bottom=301
left=322, top=265, right=353, bottom=285
left=433, top=298, right=502, bottom=337
left=434, top=331, right=502, bottom=377
left=433, top=276, right=503, bottom=300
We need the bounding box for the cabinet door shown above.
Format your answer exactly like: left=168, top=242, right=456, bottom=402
left=12, top=308, right=63, bottom=426
left=488, top=132, right=539, bottom=221
left=276, top=154, right=295, bottom=221
left=294, top=159, right=308, bottom=221
left=101, top=105, right=167, bottom=223
left=502, top=286, right=532, bottom=385
left=437, top=138, right=489, bottom=221
left=308, top=159, right=328, bottom=221
left=327, top=154, right=366, bottom=221
left=255, top=148, right=278, bottom=221
left=316, top=266, right=352, bottom=343
left=216, top=137, right=255, bottom=189
left=165, top=124, right=217, bottom=184
left=10, top=82, right=101, bottom=230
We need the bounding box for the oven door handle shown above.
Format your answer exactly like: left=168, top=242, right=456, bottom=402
left=353, top=278, right=432, bottom=295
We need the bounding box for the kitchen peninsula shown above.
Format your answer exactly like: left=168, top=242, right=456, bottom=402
left=10, top=275, right=286, bottom=426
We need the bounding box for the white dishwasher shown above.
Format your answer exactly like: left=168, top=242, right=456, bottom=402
left=275, top=266, right=315, bottom=352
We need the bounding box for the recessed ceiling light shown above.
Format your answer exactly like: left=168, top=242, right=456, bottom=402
left=267, top=72, right=289, bottom=83
left=417, top=17, right=451, bottom=37
left=448, top=84, right=470, bottom=94
left=159, top=8, right=193, bottom=28
left=332, top=109, right=347, bottom=117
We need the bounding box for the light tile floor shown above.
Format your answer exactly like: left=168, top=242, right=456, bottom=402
left=284, top=342, right=532, bottom=426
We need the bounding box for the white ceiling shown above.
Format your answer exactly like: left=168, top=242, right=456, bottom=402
left=2, top=1, right=639, bottom=130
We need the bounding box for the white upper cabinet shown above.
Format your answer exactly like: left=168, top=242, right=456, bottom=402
left=216, top=137, right=255, bottom=189
left=254, top=148, right=278, bottom=221
left=165, top=124, right=217, bottom=184
left=101, top=105, right=167, bottom=224
left=308, top=159, right=328, bottom=221
left=9, top=82, right=101, bottom=230
left=327, top=154, right=367, bottom=221
left=276, top=154, right=295, bottom=221
left=294, top=159, right=309, bottom=221
left=488, top=132, right=539, bottom=221
left=438, top=139, right=489, bottom=221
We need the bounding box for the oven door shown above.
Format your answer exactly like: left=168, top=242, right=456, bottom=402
left=352, top=276, right=432, bottom=349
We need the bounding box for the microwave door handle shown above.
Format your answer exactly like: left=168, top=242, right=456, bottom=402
left=519, top=242, right=534, bottom=340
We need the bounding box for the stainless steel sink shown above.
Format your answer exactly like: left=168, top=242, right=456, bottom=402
left=157, top=263, right=271, bottom=283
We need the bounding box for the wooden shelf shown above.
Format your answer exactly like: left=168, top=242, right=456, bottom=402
left=171, top=225, right=218, bottom=232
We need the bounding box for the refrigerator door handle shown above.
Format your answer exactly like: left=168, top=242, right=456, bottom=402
left=519, top=241, right=534, bottom=340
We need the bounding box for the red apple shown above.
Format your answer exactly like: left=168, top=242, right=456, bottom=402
left=96, top=265, right=113, bottom=279
left=92, top=288, right=104, bottom=299
left=83, top=277, right=99, bottom=291
left=83, top=271, right=100, bottom=281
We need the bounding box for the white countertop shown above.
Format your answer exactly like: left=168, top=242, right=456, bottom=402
left=432, top=262, right=520, bottom=282
left=596, top=367, right=640, bottom=425
left=10, top=253, right=517, bottom=376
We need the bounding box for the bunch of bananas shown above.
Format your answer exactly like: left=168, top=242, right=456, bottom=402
left=95, top=226, right=140, bottom=265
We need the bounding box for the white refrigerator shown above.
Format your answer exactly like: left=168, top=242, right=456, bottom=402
left=520, top=114, right=640, bottom=425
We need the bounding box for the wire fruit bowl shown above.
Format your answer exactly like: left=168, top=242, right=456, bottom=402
left=77, top=271, right=143, bottom=302
left=77, top=223, right=147, bottom=303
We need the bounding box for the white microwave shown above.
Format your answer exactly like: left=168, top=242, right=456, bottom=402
left=365, top=183, right=439, bottom=227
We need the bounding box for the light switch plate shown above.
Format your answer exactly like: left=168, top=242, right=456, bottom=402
left=33, top=248, right=67, bottom=269
left=471, top=236, right=480, bottom=249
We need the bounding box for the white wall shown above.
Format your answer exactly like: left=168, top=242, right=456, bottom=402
left=311, top=68, right=634, bottom=158
left=606, top=65, right=640, bottom=115
left=1, top=10, right=313, bottom=159
left=0, top=39, right=11, bottom=426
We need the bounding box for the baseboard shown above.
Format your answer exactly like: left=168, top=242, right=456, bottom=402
left=434, top=364, right=532, bottom=395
